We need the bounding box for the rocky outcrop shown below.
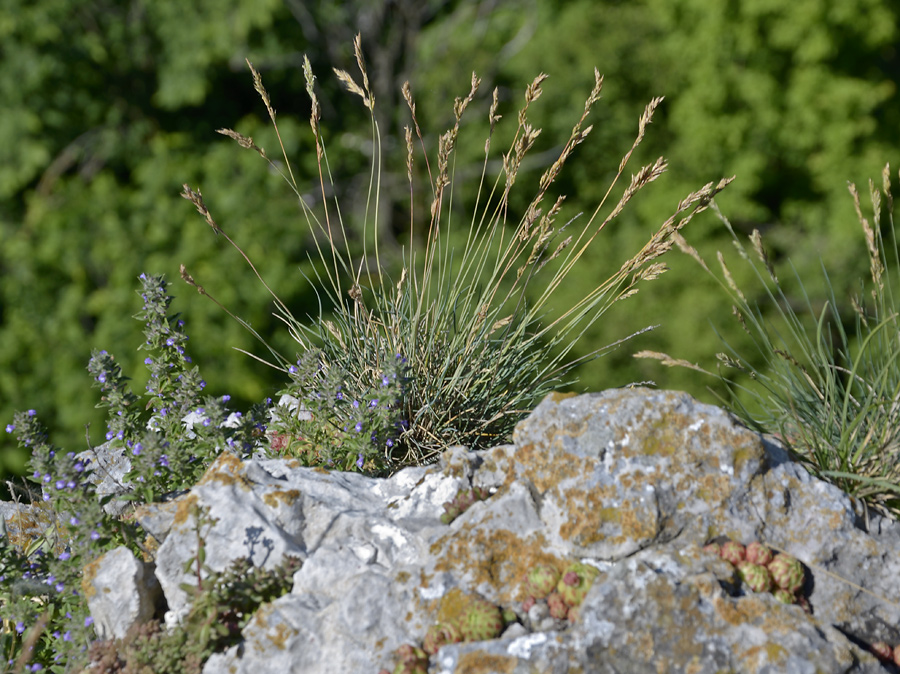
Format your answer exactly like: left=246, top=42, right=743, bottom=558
left=79, top=388, right=900, bottom=672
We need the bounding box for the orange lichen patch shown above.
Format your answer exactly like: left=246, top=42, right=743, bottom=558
left=712, top=594, right=799, bottom=635
left=509, top=443, right=594, bottom=496
left=249, top=604, right=298, bottom=653
left=196, top=452, right=253, bottom=490
left=741, top=642, right=789, bottom=667
left=454, top=651, right=518, bottom=673
left=431, top=528, right=564, bottom=604
left=262, top=489, right=301, bottom=509
left=265, top=621, right=297, bottom=651
left=557, top=486, right=657, bottom=547
left=688, top=472, right=736, bottom=506
left=172, top=492, right=200, bottom=526
left=80, top=555, right=103, bottom=601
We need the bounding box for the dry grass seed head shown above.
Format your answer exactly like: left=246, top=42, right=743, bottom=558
left=749, top=229, right=777, bottom=283
left=849, top=181, right=884, bottom=292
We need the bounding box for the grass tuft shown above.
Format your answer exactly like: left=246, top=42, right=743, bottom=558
left=639, top=165, right=900, bottom=521
left=188, top=34, right=731, bottom=475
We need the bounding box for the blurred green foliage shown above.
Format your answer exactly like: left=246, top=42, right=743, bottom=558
left=2, top=0, right=898, bottom=483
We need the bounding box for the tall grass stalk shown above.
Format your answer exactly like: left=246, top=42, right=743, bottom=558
left=183, top=35, right=731, bottom=474
left=638, top=164, right=900, bottom=521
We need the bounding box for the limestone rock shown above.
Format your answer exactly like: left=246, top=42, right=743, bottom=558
left=78, top=389, right=900, bottom=672
left=81, top=546, right=163, bottom=640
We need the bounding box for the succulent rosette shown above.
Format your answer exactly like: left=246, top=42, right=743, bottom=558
left=547, top=591, right=569, bottom=620
left=556, top=561, right=601, bottom=607
left=719, top=540, right=746, bottom=565
left=458, top=597, right=504, bottom=642
left=745, top=541, right=774, bottom=566
left=767, top=553, right=804, bottom=594
left=737, top=561, right=773, bottom=593
left=422, top=622, right=462, bottom=655
left=525, top=564, right=561, bottom=600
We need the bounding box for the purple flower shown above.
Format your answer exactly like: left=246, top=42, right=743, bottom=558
left=289, top=365, right=299, bottom=375
left=382, top=375, right=390, bottom=386
left=66, top=481, right=76, bottom=489
left=354, top=422, right=363, bottom=433
left=90, top=531, right=100, bottom=541
left=222, top=395, right=231, bottom=402
left=356, top=453, right=364, bottom=469
left=369, top=399, right=378, bottom=408
left=352, top=400, right=360, bottom=409
left=58, top=551, right=71, bottom=561
left=70, top=516, right=80, bottom=526
left=27, top=410, right=36, bottom=417
left=55, top=480, right=66, bottom=490
left=55, top=582, right=64, bottom=593
left=84, top=616, right=94, bottom=627
left=63, top=631, right=71, bottom=642
left=132, top=444, right=143, bottom=456
left=158, top=455, right=169, bottom=468
left=144, top=357, right=153, bottom=365
left=386, top=438, right=394, bottom=448
left=15, top=622, right=24, bottom=634
left=97, top=372, right=107, bottom=384
left=43, top=474, right=51, bottom=483
left=74, top=462, right=84, bottom=473
left=4, top=424, right=14, bottom=433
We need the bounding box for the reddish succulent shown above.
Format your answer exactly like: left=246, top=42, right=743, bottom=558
left=555, top=561, right=600, bottom=607
left=870, top=641, right=893, bottom=661
left=547, top=591, right=569, bottom=620
left=392, top=644, right=429, bottom=674
left=745, top=542, right=774, bottom=566
left=719, top=540, right=746, bottom=565
left=702, top=542, right=721, bottom=557
left=422, top=622, right=462, bottom=655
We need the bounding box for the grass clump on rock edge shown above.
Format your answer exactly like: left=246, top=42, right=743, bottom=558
left=182, top=34, right=730, bottom=475
left=640, top=165, right=900, bottom=522
left=1, top=35, right=728, bottom=672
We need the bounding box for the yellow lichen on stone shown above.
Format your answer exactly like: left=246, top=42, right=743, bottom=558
left=262, top=489, right=301, bottom=509
left=454, top=651, right=518, bottom=673
left=80, top=555, right=103, bottom=601
left=197, top=452, right=252, bottom=490
left=432, top=528, right=563, bottom=605
left=172, top=492, right=200, bottom=526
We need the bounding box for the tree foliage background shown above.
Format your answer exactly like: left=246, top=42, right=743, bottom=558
left=2, top=0, right=898, bottom=482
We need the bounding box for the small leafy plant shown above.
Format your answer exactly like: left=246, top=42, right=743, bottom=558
left=84, top=553, right=301, bottom=674
left=639, top=164, right=900, bottom=521
left=182, top=35, right=731, bottom=475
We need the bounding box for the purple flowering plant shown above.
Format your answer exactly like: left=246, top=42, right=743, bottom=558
left=2, top=274, right=269, bottom=671
left=267, top=350, right=410, bottom=474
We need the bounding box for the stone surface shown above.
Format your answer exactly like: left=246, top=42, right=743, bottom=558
left=81, top=546, right=163, bottom=640
left=81, top=389, right=900, bottom=672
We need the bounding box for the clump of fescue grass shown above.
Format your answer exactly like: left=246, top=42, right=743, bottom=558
left=183, top=34, right=732, bottom=475
left=638, top=164, right=900, bottom=521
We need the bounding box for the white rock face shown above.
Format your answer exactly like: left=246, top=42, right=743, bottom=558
left=79, top=389, right=900, bottom=673
left=81, top=546, right=161, bottom=640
